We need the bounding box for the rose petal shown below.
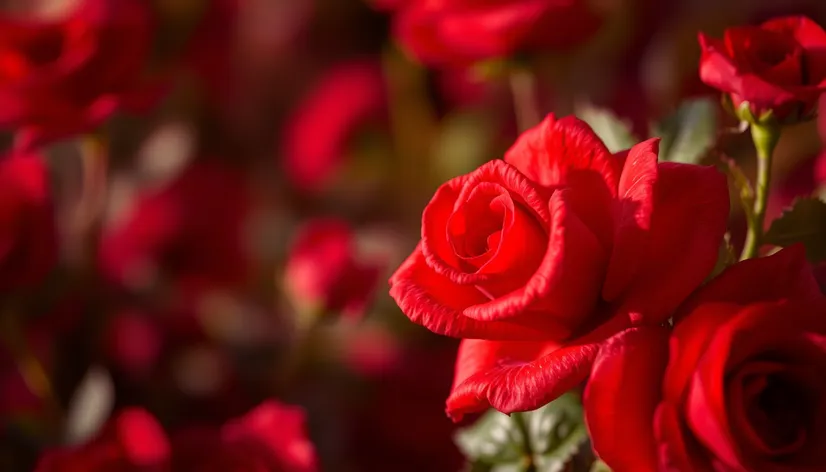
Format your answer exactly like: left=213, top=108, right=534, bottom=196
left=389, top=246, right=554, bottom=340
left=674, top=245, right=821, bottom=320
left=663, top=302, right=739, bottom=403
left=504, top=114, right=619, bottom=247
left=654, top=402, right=714, bottom=472
left=463, top=189, right=607, bottom=339
left=446, top=314, right=630, bottom=420
left=687, top=299, right=826, bottom=471
left=601, top=138, right=659, bottom=302
left=584, top=326, right=670, bottom=472
left=446, top=339, right=595, bottom=421
left=422, top=160, right=551, bottom=286
left=614, top=162, right=729, bottom=324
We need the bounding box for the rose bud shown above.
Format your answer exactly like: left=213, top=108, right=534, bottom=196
left=699, top=16, right=826, bottom=123
left=389, top=114, right=730, bottom=420
left=284, top=219, right=383, bottom=321
left=0, top=0, right=163, bottom=149
left=585, top=246, right=826, bottom=472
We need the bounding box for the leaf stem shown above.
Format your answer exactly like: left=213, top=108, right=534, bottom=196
left=740, top=122, right=780, bottom=260
left=509, top=67, right=541, bottom=133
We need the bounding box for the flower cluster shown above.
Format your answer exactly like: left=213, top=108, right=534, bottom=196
left=3, top=0, right=826, bottom=471
left=387, top=9, right=826, bottom=472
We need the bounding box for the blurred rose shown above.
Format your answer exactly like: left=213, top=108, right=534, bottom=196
left=391, top=0, right=604, bottom=66
left=35, top=408, right=171, bottom=471
left=338, top=322, right=402, bottom=376
left=103, top=310, right=163, bottom=379
left=100, top=160, right=252, bottom=293
left=282, top=61, right=386, bottom=192
left=0, top=0, right=163, bottom=149
left=172, top=400, right=318, bottom=472
left=699, top=16, right=826, bottom=121
left=586, top=247, right=826, bottom=472
left=284, top=218, right=383, bottom=319
left=0, top=153, right=56, bottom=291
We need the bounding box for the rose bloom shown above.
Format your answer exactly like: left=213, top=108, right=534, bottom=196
left=171, top=401, right=318, bottom=472
left=0, top=0, right=161, bottom=149
left=585, top=246, right=826, bottom=471
left=284, top=218, right=383, bottom=319
left=391, top=0, right=604, bottom=65
left=0, top=153, right=56, bottom=291
left=35, top=408, right=171, bottom=471
left=37, top=401, right=318, bottom=472
left=389, top=114, right=730, bottom=420
left=699, top=16, right=826, bottom=121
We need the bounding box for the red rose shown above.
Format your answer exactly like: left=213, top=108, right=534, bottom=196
left=284, top=218, right=383, bottom=319
left=282, top=61, right=386, bottom=192
left=172, top=400, right=318, bottom=472
left=585, top=246, right=826, bottom=471
left=35, top=408, right=171, bottom=471
left=0, top=153, right=56, bottom=291
left=0, top=0, right=161, bottom=149
left=699, top=16, right=826, bottom=121
left=389, top=114, right=729, bottom=420
left=392, top=0, right=604, bottom=65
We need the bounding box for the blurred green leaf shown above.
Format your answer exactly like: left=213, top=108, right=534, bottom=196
left=576, top=104, right=638, bottom=153
left=653, top=98, right=718, bottom=164
left=765, top=197, right=826, bottom=262
left=434, top=112, right=495, bottom=180
left=455, top=408, right=527, bottom=466
left=455, top=393, right=588, bottom=472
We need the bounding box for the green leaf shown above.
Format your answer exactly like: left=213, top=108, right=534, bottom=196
left=765, top=197, right=826, bottom=262
left=590, top=460, right=613, bottom=472
left=576, top=104, right=638, bottom=153
left=653, top=98, right=718, bottom=164
left=455, top=408, right=527, bottom=465
left=455, top=393, right=588, bottom=472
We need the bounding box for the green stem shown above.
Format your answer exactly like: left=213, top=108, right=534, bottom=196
left=740, top=122, right=780, bottom=260
left=513, top=412, right=537, bottom=472
left=509, top=67, right=541, bottom=133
